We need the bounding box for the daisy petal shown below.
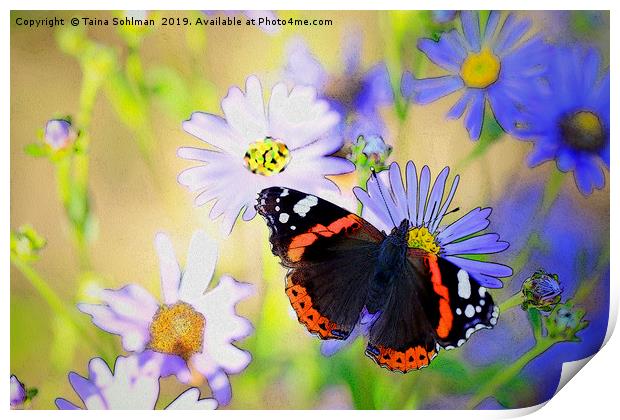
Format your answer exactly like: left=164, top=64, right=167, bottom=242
left=444, top=256, right=512, bottom=286
left=418, top=38, right=464, bottom=72
left=402, top=73, right=464, bottom=104
left=155, top=232, right=181, bottom=305
left=166, top=388, right=218, bottom=410
left=417, top=166, right=431, bottom=226
left=441, top=233, right=509, bottom=255
left=405, top=161, right=419, bottom=223
left=460, top=11, right=481, bottom=52
left=221, top=76, right=268, bottom=143
left=179, top=231, right=218, bottom=301
left=436, top=207, right=491, bottom=244
left=55, top=398, right=81, bottom=410
left=182, top=113, right=244, bottom=155
left=464, top=90, right=485, bottom=140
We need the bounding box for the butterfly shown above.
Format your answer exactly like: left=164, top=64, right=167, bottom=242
left=256, top=186, right=499, bottom=372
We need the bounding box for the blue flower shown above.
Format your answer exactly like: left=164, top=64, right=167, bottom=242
left=284, top=32, right=394, bottom=142
left=514, top=46, right=609, bottom=195
left=353, top=161, right=512, bottom=288
left=402, top=11, right=548, bottom=140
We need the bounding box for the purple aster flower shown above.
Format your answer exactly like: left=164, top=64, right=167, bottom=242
left=514, top=46, right=609, bottom=195
left=78, top=231, right=254, bottom=405
left=402, top=11, right=548, bottom=140
left=10, top=375, right=27, bottom=409
left=353, top=161, right=512, bottom=288
left=56, top=354, right=217, bottom=410
left=178, top=76, right=354, bottom=234
left=44, top=119, right=76, bottom=150
left=284, top=32, right=394, bottom=141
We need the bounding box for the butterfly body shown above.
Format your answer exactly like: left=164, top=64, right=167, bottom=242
left=366, top=220, right=408, bottom=314
left=256, top=186, right=499, bottom=373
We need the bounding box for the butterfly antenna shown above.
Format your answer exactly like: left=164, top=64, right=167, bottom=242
left=370, top=167, right=397, bottom=228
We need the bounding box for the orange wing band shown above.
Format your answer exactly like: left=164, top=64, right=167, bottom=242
left=366, top=344, right=438, bottom=372
left=285, top=275, right=347, bottom=339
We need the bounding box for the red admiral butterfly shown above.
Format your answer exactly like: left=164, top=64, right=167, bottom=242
left=256, top=186, right=499, bottom=372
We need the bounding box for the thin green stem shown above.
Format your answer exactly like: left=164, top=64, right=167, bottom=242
left=499, top=292, right=523, bottom=313
left=466, top=339, right=553, bottom=409
left=11, top=255, right=111, bottom=359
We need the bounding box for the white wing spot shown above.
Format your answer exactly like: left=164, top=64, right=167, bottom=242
left=457, top=270, right=471, bottom=299
left=279, top=213, right=289, bottom=223
left=275, top=206, right=280, bottom=211
left=479, top=287, right=487, bottom=297
left=276, top=198, right=280, bottom=203
left=475, top=306, right=482, bottom=313
left=290, top=225, right=296, bottom=230
left=280, top=188, right=289, bottom=197
left=293, top=195, right=318, bottom=218
left=480, top=299, right=485, bottom=306
left=464, top=304, right=475, bottom=318
left=456, top=308, right=462, bottom=315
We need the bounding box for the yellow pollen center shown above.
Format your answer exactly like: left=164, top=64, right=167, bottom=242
left=244, top=137, right=291, bottom=176
left=407, top=226, right=441, bottom=255
left=560, top=110, right=605, bottom=152
left=572, top=111, right=602, bottom=138
left=149, top=302, right=205, bottom=360
left=461, top=48, right=501, bottom=88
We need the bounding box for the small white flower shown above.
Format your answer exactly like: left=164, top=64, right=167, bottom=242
left=178, top=75, right=354, bottom=234
left=79, top=230, right=254, bottom=405
left=56, top=354, right=217, bottom=410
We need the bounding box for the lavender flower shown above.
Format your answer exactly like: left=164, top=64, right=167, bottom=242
left=79, top=231, right=254, bottom=405
left=284, top=32, right=394, bottom=142
left=179, top=76, right=354, bottom=234
left=354, top=161, right=512, bottom=287
left=56, top=354, right=217, bottom=410
left=402, top=11, right=548, bottom=139
left=44, top=119, right=76, bottom=150
left=514, top=46, right=609, bottom=195
left=10, top=375, right=27, bottom=409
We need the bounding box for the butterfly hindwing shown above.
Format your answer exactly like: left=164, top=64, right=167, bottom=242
left=257, top=187, right=386, bottom=340
left=365, top=256, right=441, bottom=372
left=365, top=252, right=498, bottom=372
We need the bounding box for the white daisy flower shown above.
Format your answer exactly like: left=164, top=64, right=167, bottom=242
left=78, top=231, right=254, bottom=405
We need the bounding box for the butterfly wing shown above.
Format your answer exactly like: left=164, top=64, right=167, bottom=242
left=256, top=187, right=385, bottom=340
left=365, top=252, right=498, bottom=372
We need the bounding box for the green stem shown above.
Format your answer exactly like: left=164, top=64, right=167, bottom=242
left=10, top=255, right=111, bottom=358
left=466, top=339, right=553, bottom=409
left=499, top=292, right=523, bottom=313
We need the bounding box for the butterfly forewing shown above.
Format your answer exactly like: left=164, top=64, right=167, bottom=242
left=256, top=187, right=386, bottom=339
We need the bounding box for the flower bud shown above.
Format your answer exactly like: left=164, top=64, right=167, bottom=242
left=521, top=269, right=562, bottom=312
left=44, top=119, right=76, bottom=151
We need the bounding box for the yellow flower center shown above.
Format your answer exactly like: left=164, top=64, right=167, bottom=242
left=560, top=110, right=605, bottom=152
left=460, top=48, right=501, bottom=89
left=407, top=226, right=441, bottom=255
left=148, top=302, right=205, bottom=360
left=243, top=137, right=291, bottom=176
